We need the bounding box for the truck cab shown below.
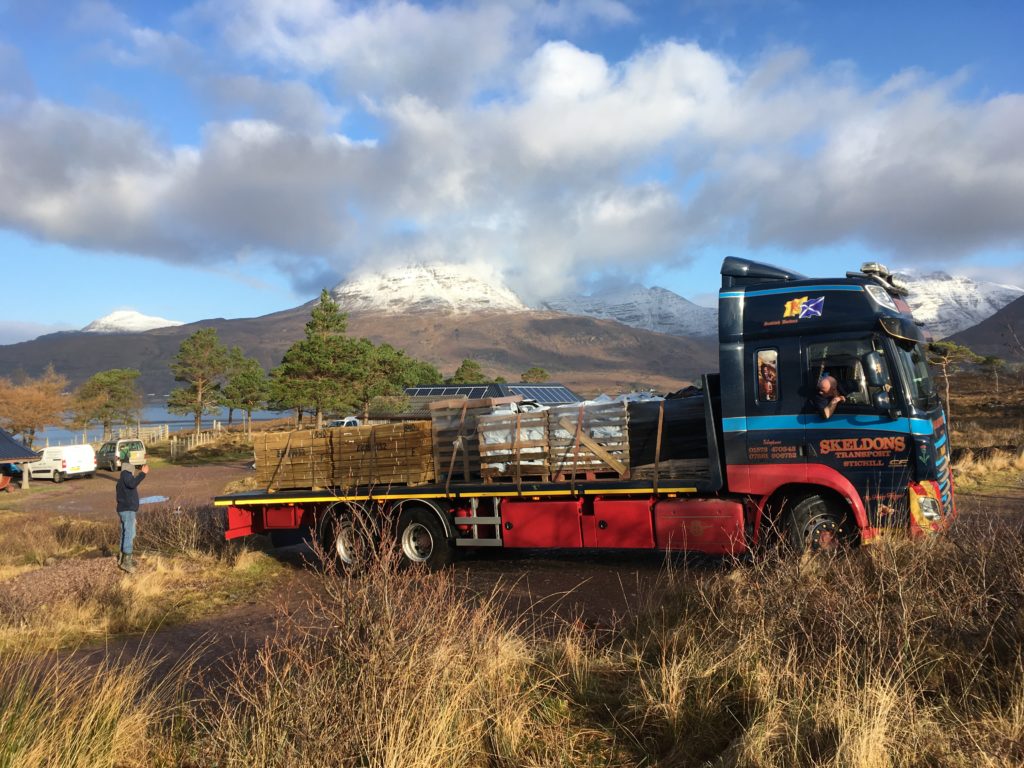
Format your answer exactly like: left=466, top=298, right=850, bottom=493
left=718, top=257, right=952, bottom=546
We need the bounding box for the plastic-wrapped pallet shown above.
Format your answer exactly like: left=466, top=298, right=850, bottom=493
left=430, top=396, right=522, bottom=483
left=547, top=401, right=630, bottom=480
left=477, top=409, right=548, bottom=482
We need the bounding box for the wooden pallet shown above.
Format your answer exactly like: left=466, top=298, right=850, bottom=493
left=253, top=421, right=434, bottom=490
left=477, top=410, right=549, bottom=484
left=547, top=402, right=630, bottom=480
left=430, top=396, right=522, bottom=483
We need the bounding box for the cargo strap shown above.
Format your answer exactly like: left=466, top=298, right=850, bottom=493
left=444, top=401, right=470, bottom=497
left=653, top=400, right=665, bottom=495
left=266, top=432, right=292, bottom=492
left=513, top=411, right=523, bottom=494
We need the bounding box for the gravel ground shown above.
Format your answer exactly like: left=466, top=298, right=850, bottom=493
left=0, top=553, right=118, bottom=622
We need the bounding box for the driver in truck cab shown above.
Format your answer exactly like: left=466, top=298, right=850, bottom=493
left=813, top=375, right=846, bottom=419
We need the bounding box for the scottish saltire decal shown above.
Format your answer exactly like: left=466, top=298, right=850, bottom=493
left=783, top=295, right=825, bottom=319
left=799, top=296, right=825, bottom=318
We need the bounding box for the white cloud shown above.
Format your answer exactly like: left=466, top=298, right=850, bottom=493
left=0, top=3, right=1022, bottom=300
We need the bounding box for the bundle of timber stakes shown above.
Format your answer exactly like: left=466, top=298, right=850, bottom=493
left=430, top=395, right=522, bottom=484
left=253, top=421, right=434, bottom=491
left=477, top=410, right=549, bottom=483
left=547, top=401, right=630, bottom=481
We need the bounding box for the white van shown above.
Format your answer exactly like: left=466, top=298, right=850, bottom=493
left=27, top=444, right=97, bottom=483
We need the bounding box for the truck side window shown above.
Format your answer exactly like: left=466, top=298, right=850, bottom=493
left=806, top=339, right=890, bottom=409
left=756, top=349, right=779, bottom=402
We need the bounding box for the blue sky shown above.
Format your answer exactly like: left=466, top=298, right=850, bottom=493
left=1, top=0, right=1022, bottom=343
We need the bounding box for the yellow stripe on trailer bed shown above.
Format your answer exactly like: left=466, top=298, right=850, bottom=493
left=214, top=486, right=699, bottom=507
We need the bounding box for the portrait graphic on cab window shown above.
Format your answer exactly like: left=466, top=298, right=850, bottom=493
left=757, top=350, right=778, bottom=402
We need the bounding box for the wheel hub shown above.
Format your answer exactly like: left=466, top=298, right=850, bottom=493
left=807, top=517, right=840, bottom=551
left=402, top=522, right=434, bottom=562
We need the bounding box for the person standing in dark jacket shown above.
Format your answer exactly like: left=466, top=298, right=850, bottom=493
left=116, top=462, right=149, bottom=573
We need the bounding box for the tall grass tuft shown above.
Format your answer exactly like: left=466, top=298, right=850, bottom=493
left=0, top=649, right=176, bottom=768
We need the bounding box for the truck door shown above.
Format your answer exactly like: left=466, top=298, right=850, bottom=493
left=802, top=335, right=911, bottom=525
left=744, top=337, right=806, bottom=470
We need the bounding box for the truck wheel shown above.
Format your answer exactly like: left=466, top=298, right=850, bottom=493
left=397, top=508, right=453, bottom=570
left=53, top=471, right=64, bottom=484
left=787, top=494, right=847, bottom=553
left=319, top=507, right=376, bottom=572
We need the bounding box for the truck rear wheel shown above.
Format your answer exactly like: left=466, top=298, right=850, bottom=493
left=53, top=471, right=64, bottom=484
left=319, top=505, right=376, bottom=572
left=787, top=494, right=848, bottom=553
left=397, top=508, right=453, bottom=571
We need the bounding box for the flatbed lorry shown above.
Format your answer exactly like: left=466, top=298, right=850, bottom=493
left=215, top=257, right=955, bottom=567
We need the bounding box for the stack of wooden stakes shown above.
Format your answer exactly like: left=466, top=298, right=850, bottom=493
left=547, top=401, right=630, bottom=481
left=253, top=421, right=434, bottom=491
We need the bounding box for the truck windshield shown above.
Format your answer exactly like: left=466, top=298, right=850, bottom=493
left=893, top=340, right=937, bottom=411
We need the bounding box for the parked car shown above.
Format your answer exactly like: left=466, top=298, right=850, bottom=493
left=96, top=439, right=147, bottom=471
left=325, top=416, right=361, bottom=428
left=27, top=444, right=97, bottom=483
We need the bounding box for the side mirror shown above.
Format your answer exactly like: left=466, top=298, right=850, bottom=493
left=873, top=390, right=898, bottom=418
left=864, top=351, right=887, bottom=387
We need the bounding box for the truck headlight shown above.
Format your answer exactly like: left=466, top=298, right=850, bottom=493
left=918, top=497, right=941, bottom=522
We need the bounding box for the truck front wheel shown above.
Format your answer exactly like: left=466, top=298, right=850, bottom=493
left=397, top=508, right=453, bottom=571
left=787, top=494, right=848, bottom=553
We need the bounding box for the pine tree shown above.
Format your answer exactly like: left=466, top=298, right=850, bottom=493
left=448, top=359, right=485, bottom=384
left=223, top=350, right=268, bottom=436
left=168, top=328, right=230, bottom=434
left=927, top=341, right=980, bottom=422
left=275, top=290, right=365, bottom=429
left=520, top=366, right=550, bottom=383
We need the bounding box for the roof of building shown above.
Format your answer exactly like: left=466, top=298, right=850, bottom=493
left=404, top=383, right=580, bottom=405
left=0, top=429, right=40, bottom=462
left=368, top=395, right=467, bottom=420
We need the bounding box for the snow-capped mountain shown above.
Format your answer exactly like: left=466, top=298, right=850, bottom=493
left=332, top=263, right=528, bottom=314
left=543, top=285, right=718, bottom=337
left=897, top=271, right=1024, bottom=339
left=82, top=310, right=184, bottom=334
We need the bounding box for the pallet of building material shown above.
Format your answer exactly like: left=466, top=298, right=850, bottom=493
left=330, top=421, right=434, bottom=489
left=430, top=396, right=522, bottom=483
left=630, top=458, right=711, bottom=483
left=253, top=429, right=335, bottom=490
left=477, top=410, right=549, bottom=483
left=547, top=402, right=630, bottom=480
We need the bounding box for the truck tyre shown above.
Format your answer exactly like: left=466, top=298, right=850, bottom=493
left=397, top=508, right=453, bottom=570
left=53, top=471, right=64, bottom=484
left=319, top=507, right=376, bottom=572
left=787, top=494, right=847, bottom=553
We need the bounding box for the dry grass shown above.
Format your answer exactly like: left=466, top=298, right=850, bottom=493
left=3, top=516, right=1024, bottom=765
left=0, top=648, right=181, bottom=768
left=165, top=515, right=1024, bottom=767
left=952, top=450, right=1024, bottom=491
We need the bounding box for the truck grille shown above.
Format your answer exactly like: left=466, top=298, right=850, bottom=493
left=933, top=414, right=951, bottom=513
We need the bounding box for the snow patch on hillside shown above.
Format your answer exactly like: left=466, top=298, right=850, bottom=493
left=897, top=271, right=1024, bottom=339
left=544, top=284, right=717, bottom=337
left=82, top=310, right=184, bottom=333
left=332, top=263, right=528, bottom=314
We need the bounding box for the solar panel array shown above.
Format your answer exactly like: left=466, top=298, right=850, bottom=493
left=506, top=384, right=579, bottom=404
left=405, top=385, right=490, bottom=399
left=403, top=383, right=580, bottom=404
